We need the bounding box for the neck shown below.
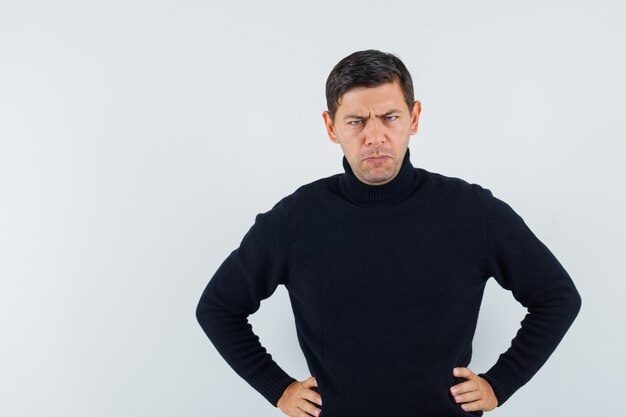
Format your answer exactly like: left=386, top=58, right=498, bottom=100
left=338, top=147, right=420, bottom=207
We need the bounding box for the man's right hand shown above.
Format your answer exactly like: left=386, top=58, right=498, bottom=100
left=277, top=376, right=323, bottom=416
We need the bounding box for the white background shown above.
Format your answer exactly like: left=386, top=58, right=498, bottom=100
left=1, top=1, right=623, bottom=416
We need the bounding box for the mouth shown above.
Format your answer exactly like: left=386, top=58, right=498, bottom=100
left=365, top=154, right=390, bottom=162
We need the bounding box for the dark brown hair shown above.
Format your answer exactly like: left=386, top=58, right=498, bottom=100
left=325, top=49, right=415, bottom=122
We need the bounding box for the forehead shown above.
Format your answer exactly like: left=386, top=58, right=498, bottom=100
left=336, top=80, right=406, bottom=114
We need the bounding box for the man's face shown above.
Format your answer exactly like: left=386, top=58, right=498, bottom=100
left=322, top=80, right=421, bottom=186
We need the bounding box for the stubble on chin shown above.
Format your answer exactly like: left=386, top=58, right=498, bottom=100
left=358, top=160, right=396, bottom=185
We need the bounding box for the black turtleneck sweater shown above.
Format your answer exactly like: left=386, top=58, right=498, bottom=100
left=195, top=148, right=582, bottom=416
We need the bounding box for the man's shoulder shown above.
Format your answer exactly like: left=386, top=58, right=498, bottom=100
left=293, top=172, right=341, bottom=196
left=418, top=167, right=488, bottom=196
left=270, top=172, right=342, bottom=212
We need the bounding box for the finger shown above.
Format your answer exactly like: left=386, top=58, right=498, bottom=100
left=301, top=387, right=323, bottom=407
left=302, top=376, right=318, bottom=388
left=450, top=379, right=479, bottom=395
left=297, top=399, right=322, bottom=416
left=452, top=388, right=482, bottom=405
left=459, top=399, right=483, bottom=412
left=453, top=367, right=475, bottom=380
left=295, top=408, right=314, bottom=417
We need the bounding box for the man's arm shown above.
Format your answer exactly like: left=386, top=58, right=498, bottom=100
left=195, top=198, right=297, bottom=407
left=476, top=187, right=582, bottom=407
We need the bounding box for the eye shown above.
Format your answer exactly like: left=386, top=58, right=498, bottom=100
left=385, top=115, right=398, bottom=121
left=348, top=120, right=363, bottom=126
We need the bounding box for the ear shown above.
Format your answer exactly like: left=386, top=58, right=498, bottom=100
left=409, top=100, right=421, bottom=135
left=322, top=111, right=340, bottom=143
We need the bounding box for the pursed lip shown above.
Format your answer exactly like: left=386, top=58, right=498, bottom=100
left=365, top=154, right=390, bottom=160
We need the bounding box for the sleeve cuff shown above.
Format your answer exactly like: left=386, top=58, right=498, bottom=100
left=246, top=361, right=298, bottom=407
left=478, top=361, right=525, bottom=407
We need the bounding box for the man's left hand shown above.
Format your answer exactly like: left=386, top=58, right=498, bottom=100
left=449, top=367, right=499, bottom=412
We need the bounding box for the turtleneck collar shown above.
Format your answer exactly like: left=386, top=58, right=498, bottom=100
left=338, top=147, right=420, bottom=207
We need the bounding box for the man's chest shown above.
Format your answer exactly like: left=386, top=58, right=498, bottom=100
left=285, top=204, right=486, bottom=308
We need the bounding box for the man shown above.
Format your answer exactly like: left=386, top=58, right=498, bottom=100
left=196, top=49, right=582, bottom=416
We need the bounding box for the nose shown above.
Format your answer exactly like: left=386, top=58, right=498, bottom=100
left=364, top=118, right=386, bottom=146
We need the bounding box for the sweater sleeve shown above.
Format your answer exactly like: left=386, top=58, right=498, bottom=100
left=195, top=199, right=297, bottom=407
left=476, top=188, right=582, bottom=407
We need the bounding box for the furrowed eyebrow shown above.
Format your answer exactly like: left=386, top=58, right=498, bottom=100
left=343, top=109, right=403, bottom=120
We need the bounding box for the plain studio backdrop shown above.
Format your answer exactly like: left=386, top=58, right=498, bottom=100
left=0, top=1, right=623, bottom=416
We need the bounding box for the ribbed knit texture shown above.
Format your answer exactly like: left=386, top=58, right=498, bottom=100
left=196, top=147, right=582, bottom=415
